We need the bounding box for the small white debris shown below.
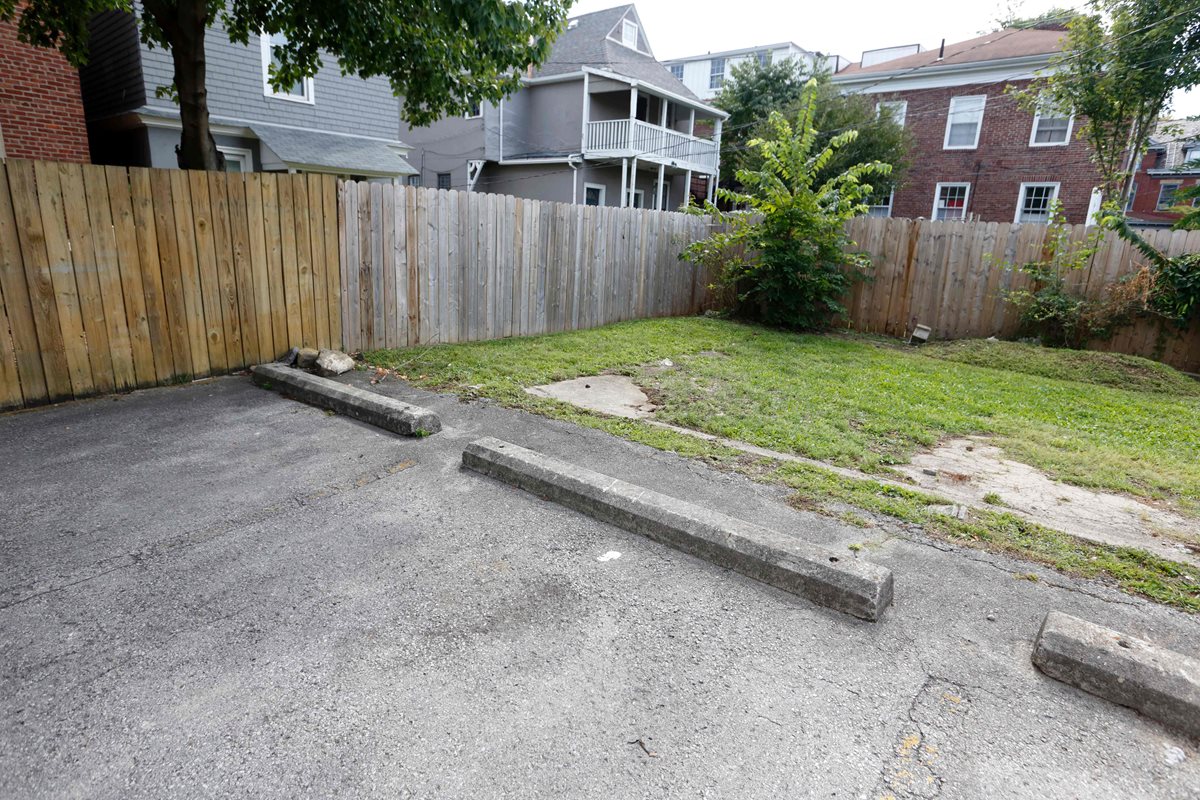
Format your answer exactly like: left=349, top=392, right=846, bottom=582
left=1164, top=745, right=1186, bottom=766
left=986, top=613, right=997, bottom=622
left=660, top=358, right=674, bottom=367
left=596, top=551, right=622, bottom=562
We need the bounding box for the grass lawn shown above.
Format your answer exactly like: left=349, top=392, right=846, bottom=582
left=365, top=316, right=1200, bottom=611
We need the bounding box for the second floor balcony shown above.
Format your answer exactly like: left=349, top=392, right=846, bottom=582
left=585, top=119, right=719, bottom=175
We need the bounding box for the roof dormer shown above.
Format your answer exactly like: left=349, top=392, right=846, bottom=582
left=606, top=7, right=652, bottom=57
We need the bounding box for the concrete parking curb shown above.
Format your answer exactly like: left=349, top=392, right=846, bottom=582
left=1032, top=611, right=1200, bottom=738
left=462, top=437, right=894, bottom=621
left=251, top=363, right=441, bottom=437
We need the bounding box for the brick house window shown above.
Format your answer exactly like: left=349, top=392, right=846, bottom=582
left=932, top=183, right=970, bottom=220
left=866, top=190, right=893, bottom=217
left=1015, top=182, right=1060, bottom=223
left=1125, top=182, right=1137, bottom=212
left=877, top=100, right=907, bottom=127
left=1157, top=183, right=1180, bottom=210
left=261, top=31, right=314, bottom=103
left=710, top=58, right=726, bottom=89
left=436, top=173, right=452, bottom=190
left=1184, top=146, right=1200, bottom=166
left=1030, top=107, right=1072, bottom=146
left=944, top=96, right=985, bottom=149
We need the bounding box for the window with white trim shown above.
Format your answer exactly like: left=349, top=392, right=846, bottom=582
left=261, top=31, right=313, bottom=103
left=464, top=101, right=481, bottom=119
left=1125, top=182, right=1137, bottom=212
left=669, top=63, right=684, bottom=81
left=866, top=190, right=893, bottom=217
left=709, top=58, right=726, bottom=90
left=877, top=100, right=907, bottom=127
left=944, top=95, right=985, bottom=149
left=932, top=183, right=970, bottom=220
left=1184, top=145, right=1200, bottom=166
left=217, top=146, right=252, bottom=173
left=407, top=175, right=421, bottom=187
left=584, top=183, right=606, bottom=206
left=621, top=19, right=639, bottom=49
left=1015, top=183, right=1060, bottom=223
left=631, top=189, right=645, bottom=209
left=1030, top=104, right=1072, bottom=146
left=1157, top=182, right=1181, bottom=210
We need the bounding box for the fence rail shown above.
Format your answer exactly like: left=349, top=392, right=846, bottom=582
left=843, top=216, right=1200, bottom=373
left=337, top=181, right=715, bottom=354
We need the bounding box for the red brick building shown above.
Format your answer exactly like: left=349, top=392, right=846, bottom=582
left=832, top=28, right=1103, bottom=224
left=1127, top=119, right=1200, bottom=228
left=0, top=9, right=90, bottom=162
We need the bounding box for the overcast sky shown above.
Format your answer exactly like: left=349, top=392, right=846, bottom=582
left=568, top=0, right=1200, bottom=118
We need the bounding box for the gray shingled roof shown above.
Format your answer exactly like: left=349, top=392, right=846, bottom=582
left=251, top=123, right=417, bottom=176
left=535, top=5, right=700, bottom=101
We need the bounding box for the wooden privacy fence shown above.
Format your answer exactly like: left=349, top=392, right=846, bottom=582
left=0, top=160, right=339, bottom=410
left=337, top=181, right=715, bottom=353
left=844, top=216, right=1200, bottom=373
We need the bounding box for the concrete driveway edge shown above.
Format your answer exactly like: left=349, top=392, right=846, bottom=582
left=1032, top=611, right=1200, bottom=739
left=462, top=436, right=894, bottom=621
left=251, top=363, right=442, bottom=436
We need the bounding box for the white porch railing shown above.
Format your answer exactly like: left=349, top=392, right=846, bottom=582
left=584, top=119, right=719, bottom=174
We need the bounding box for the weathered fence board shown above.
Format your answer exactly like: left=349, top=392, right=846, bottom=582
left=845, top=216, right=1200, bottom=373
left=0, top=160, right=338, bottom=409
left=337, top=182, right=712, bottom=354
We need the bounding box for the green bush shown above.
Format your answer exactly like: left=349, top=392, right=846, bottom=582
left=684, top=79, right=891, bottom=330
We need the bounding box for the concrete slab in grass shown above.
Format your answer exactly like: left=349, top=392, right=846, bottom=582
left=462, top=436, right=894, bottom=621
left=1032, top=611, right=1200, bottom=739
left=251, top=363, right=441, bottom=437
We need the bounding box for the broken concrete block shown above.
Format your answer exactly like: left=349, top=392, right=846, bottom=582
left=296, top=347, right=319, bottom=369
left=315, top=349, right=355, bottom=377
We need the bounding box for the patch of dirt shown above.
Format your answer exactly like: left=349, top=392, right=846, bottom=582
left=897, top=438, right=1200, bottom=567
left=524, top=375, right=657, bottom=419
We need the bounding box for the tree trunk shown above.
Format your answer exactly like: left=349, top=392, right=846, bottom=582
left=143, top=0, right=225, bottom=171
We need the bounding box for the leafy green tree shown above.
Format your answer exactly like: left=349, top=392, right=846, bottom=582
left=684, top=79, right=892, bottom=330
left=713, top=56, right=810, bottom=182
left=1015, top=0, right=1200, bottom=208
left=2, top=0, right=568, bottom=170
left=992, top=4, right=1080, bottom=30
left=714, top=60, right=909, bottom=197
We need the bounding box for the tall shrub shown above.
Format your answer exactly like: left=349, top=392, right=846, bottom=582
left=684, top=80, right=892, bottom=329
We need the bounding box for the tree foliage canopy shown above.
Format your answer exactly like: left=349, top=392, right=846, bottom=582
left=1, top=0, right=569, bottom=167
left=713, top=59, right=909, bottom=196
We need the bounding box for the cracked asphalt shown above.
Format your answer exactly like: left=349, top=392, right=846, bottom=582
left=1, top=373, right=1198, bottom=799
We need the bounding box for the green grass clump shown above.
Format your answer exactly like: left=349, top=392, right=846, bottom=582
left=921, top=339, right=1200, bottom=397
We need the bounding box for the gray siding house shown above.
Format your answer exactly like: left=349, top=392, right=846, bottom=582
left=399, top=5, right=727, bottom=210
left=79, top=5, right=416, bottom=178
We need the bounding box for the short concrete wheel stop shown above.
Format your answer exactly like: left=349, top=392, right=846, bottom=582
left=461, top=437, right=894, bottom=621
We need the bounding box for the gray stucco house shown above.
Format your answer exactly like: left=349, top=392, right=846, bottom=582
left=399, top=5, right=727, bottom=209
left=79, top=6, right=416, bottom=178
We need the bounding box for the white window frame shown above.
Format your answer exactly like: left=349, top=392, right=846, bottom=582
left=621, top=19, right=639, bottom=49
left=464, top=101, right=482, bottom=119
left=1125, top=181, right=1137, bottom=212
left=217, top=145, right=253, bottom=172
left=631, top=188, right=645, bottom=209
left=709, top=58, right=726, bottom=90
left=1029, top=109, right=1073, bottom=147
left=943, top=95, right=986, bottom=150
left=1157, top=182, right=1181, bottom=210
left=260, top=32, right=314, bottom=104
left=1014, top=182, right=1061, bottom=224
left=1184, top=146, right=1200, bottom=166
left=866, top=190, right=894, bottom=218
left=932, top=182, right=971, bottom=221
left=584, top=182, right=606, bottom=207
left=876, top=100, right=907, bottom=127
